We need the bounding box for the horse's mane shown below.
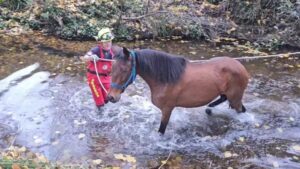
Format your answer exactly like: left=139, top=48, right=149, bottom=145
left=136, top=49, right=187, bottom=84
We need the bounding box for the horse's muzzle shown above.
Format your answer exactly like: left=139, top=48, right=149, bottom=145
left=107, top=95, right=117, bottom=103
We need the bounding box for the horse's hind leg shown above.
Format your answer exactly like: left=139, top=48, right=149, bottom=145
left=227, top=93, right=246, bottom=113
left=205, top=94, right=227, bottom=115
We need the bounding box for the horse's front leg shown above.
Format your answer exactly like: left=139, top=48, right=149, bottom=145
left=158, top=107, right=174, bottom=135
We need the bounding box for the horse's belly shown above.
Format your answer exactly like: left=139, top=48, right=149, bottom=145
left=175, top=84, right=219, bottom=108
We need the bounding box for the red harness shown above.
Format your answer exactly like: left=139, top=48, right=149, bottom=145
left=87, top=46, right=114, bottom=75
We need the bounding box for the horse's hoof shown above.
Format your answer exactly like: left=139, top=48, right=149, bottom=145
left=205, top=108, right=212, bottom=115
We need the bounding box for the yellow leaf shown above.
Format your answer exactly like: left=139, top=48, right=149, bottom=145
left=263, top=125, right=270, bottom=129
left=227, top=27, right=236, bottom=34
left=37, top=155, right=48, bottom=163
left=12, top=164, right=21, bottom=169
left=189, top=51, right=197, bottom=55
left=22, top=166, right=29, bottom=169
left=255, top=123, right=260, bottom=127
left=175, top=156, right=182, bottom=162
left=272, top=161, right=279, bottom=168
left=289, top=117, right=295, bottom=122
left=114, top=154, right=126, bottom=161
left=161, top=160, right=167, bottom=164
left=52, top=141, right=59, bottom=146
left=224, top=151, right=232, bottom=158
left=92, top=159, right=102, bottom=165
left=253, top=93, right=260, bottom=97
left=292, top=145, right=300, bottom=152
left=78, top=133, right=85, bottom=140
left=19, top=146, right=26, bottom=152
left=239, top=137, right=245, bottom=142
left=125, top=155, right=136, bottom=163
left=280, top=54, right=290, bottom=58
left=257, top=20, right=261, bottom=25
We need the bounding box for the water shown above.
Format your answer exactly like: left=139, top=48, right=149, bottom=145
left=0, top=33, right=299, bottom=168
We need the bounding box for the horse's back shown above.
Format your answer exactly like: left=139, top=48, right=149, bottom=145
left=186, top=56, right=249, bottom=94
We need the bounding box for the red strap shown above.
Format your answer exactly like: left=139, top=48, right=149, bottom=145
left=98, top=45, right=114, bottom=59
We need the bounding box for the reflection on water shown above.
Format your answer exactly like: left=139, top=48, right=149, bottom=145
left=0, top=33, right=299, bottom=168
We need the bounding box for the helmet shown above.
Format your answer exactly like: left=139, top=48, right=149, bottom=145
left=94, top=28, right=114, bottom=42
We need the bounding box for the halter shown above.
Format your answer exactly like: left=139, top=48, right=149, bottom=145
left=110, top=51, right=137, bottom=90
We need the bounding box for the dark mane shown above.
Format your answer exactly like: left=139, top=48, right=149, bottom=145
left=136, top=49, right=187, bottom=84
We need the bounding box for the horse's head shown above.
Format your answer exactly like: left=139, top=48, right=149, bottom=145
left=107, top=47, right=136, bottom=103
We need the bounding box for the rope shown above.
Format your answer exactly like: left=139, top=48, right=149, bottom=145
left=158, top=149, right=172, bottom=169
left=94, top=58, right=115, bottom=62
left=189, top=51, right=300, bottom=62
left=234, top=51, right=300, bottom=61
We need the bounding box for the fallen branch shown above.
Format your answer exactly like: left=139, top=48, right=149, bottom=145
left=122, top=11, right=168, bottom=20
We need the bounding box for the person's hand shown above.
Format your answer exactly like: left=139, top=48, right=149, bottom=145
left=81, top=52, right=100, bottom=61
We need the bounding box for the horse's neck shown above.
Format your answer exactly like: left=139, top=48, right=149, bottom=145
left=135, top=50, right=165, bottom=93
left=137, top=70, right=161, bottom=93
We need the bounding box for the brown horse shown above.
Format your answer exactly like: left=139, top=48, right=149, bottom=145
left=108, top=47, right=250, bottom=135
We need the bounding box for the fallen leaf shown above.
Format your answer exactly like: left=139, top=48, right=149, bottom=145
left=52, top=141, right=59, bottom=145
left=19, top=146, right=26, bottom=152
left=228, top=167, right=233, bottom=169
left=232, top=153, right=239, bottom=157
left=253, top=93, right=260, bottom=97
left=78, top=133, right=85, bottom=140
left=125, top=155, right=136, bottom=163
left=161, top=160, right=167, bottom=164
left=175, top=156, right=182, bottom=162
left=189, top=51, right=197, bottom=55
left=114, top=154, right=126, bottom=161
left=281, top=54, right=290, bottom=58
left=34, top=138, right=43, bottom=144
left=37, top=155, right=48, bottom=163
left=293, top=156, right=299, bottom=160
left=272, top=161, right=279, bottom=168
left=239, top=137, right=245, bottom=142
left=277, top=128, right=283, bottom=133
left=289, top=117, right=295, bottom=122
left=292, top=145, right=300, bottom=152
left=92, top=159, right=102, bottom=165
left=12, top=164, right=21, bottom=169
left=255, top=123, right=260, bottom=127
left=224, top=151, right=232, bottom=158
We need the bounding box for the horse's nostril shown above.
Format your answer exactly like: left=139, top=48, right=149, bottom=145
left=107, top=95, right=115, bottom=102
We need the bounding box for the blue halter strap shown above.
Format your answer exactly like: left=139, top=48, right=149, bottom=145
left=110, top=51, right=137, bottom=90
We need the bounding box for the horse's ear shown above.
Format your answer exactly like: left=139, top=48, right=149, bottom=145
left=123, top=47, right=130, bottom=60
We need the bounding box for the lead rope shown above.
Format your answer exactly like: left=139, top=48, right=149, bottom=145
left=189, top=51, right=300, bottom=62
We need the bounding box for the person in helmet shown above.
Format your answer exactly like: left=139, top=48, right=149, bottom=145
left=81, top=28, right=115, bottom=112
